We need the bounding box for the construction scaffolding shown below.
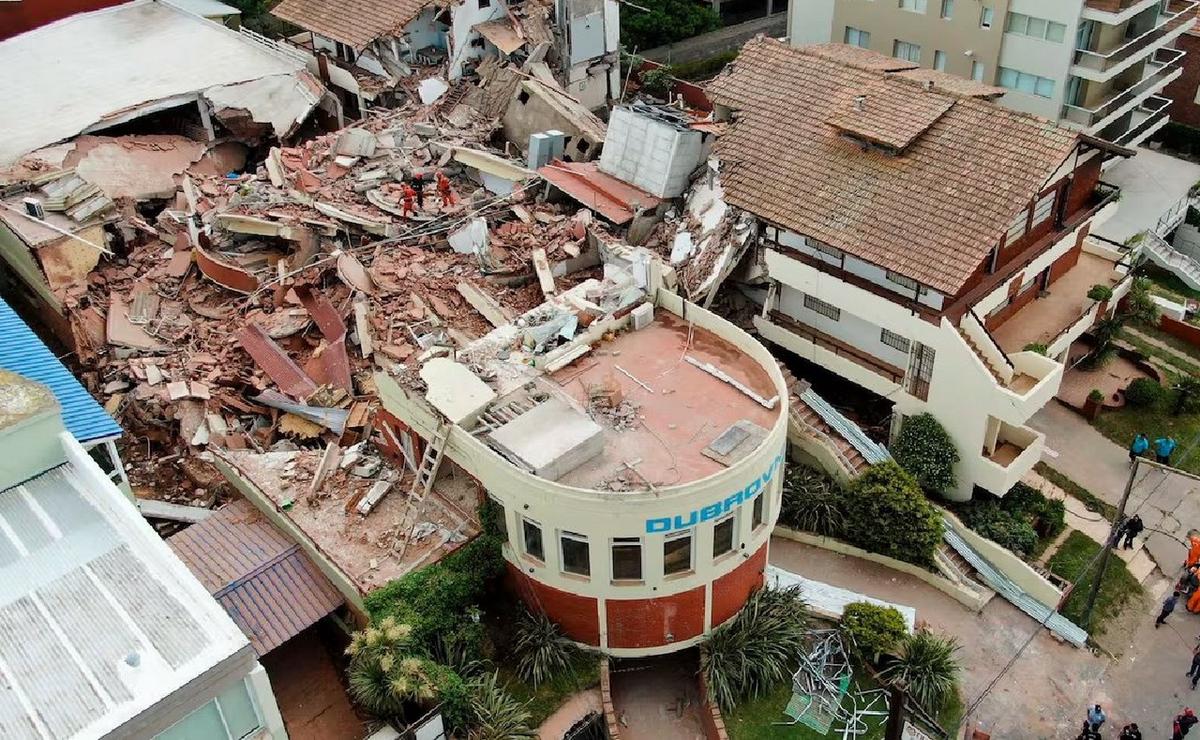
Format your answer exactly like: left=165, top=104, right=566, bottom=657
left=776, top=629, right=890, bottom=738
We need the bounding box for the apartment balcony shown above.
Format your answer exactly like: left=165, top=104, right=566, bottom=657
left=975, top=421, right=1045, bottom=496
left=1072, top=0, right=1197, bottom=81
left=1084, top=0, right=1170, bottom=23
left=957, top=311, right=1063, bottom=426
left=756, top=310, right=906, bottom=391
left=1111, top=94, right=1173, bottom=147
left=1061, top=47, right=1184, bottom=131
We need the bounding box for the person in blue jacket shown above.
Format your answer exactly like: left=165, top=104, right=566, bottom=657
left=1130, top=433, right=1149, bottom=463
left=1156, top=436, right=1179, bottom=465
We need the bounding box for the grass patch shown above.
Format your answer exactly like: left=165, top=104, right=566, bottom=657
left=1033, top=462, right=1116, bottom=521
left=668, top=49, right=739, bottom=81
left=1091, top=395, right=1200, bottom=477
left=499, top=653, right=599, bottom=727
left=1130, top=322, right=1200, bottom=368
left=1048, top=530, right=1143, bottom=636
left=725, top=674, right=886, bottom=740
left=1140, top=263, right=1200, bottom=304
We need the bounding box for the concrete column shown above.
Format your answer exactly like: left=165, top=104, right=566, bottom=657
left=767, top=0, right=774, bottom=17
left=196, top=98, right=216, bottom=142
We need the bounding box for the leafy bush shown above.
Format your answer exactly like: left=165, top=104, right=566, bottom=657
left=780, top=465, right=846, bottom=537
left=1089, top=388, right=1105, bottom=403
left=841, top=461, right=944, bottom=567
left=639, top=66, right=675, bottom=98
left=840, top=602, right=907, bottom=662
left=1125, top=377, right=1163, bottom=408
left=1022, top=343, right=1048, bottom=355
left=1175, top=376, right=1200, bottom=415
left=881, top=629, right=961, bottom=712
left=893, top=414, right=959, bottom=496
left=956, top=483, right=1064, bottom=558
left=702, top=586, right=811, bottom=711
left=513, top=609, right=582, bottom=688
left=1125, top=277, right=1160, bottom=327
left=466, top=672, right=535, bottom=740
left=346, top=617, right=463, bottom=718
left=1087, top=284, right=1114, bottom=302
left=620, top=0, right=721, bottom=51
left=669, top=50, right=739, bottom=81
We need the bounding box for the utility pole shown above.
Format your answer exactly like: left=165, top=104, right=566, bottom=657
left=885, top=685, right=906, bottom=740
left=1082, top=456, right=1139, bottom=628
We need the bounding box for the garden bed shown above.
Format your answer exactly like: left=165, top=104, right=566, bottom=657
left=1047, top=531, right=1143, bottom=637
left=1058, top=338, right=1160, bottom=411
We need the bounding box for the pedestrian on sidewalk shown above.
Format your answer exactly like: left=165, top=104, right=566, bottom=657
left=1157, top=435, right=1179, bottom=465
left=1120, top=514, right=1144, bottom=549
left=1189, top=646, right=1200, bottom=689
left=1159, top=591, right=1182, bottom=627
left=1175, top=708, right=1198, bottom=739
left=1119, top=723, right=1142, bottom=740
left=1076, top=720, right=1100, bottom=740
left=1130, top=432, right=1149, bottom=462
left=1087, top=704, right=1106, bottom=731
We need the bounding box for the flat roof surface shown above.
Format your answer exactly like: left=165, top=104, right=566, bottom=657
left=218, top=450, right=481, bottom=595
left=0, top=463, right=247, bottom=739
left=0, top=298, right=122, bottom=443
left=169, top=498, right=344, bottom=656
left=0, top=0, right=305, bottom=164
left=547, top=313, right=780, bottom=490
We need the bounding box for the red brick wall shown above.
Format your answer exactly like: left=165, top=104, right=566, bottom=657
left=605, top=586, right=706, bottom=649
left=1164, top=33, right=1200, bottom=130
left=600, top=657, right=622, bottom=739
left=986, top=275, right=1041, bottom=330
left=697, top=656, right=730, bottom=740
left=709, top=543, right=768, bottom=628
left=506, top=564, right=602, bottom=646
left=1067, top=156, right=1103, bottom=216
left=1160, top=314, right=1200, bottom=348
left=1048, top=226, right=1087, bottom=283
left=0, top=0, right=125, bottom=40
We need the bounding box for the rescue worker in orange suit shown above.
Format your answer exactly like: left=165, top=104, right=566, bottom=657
left=401, top=183, right=417, bottom=219
left=437, top=171, right=455, bottom=208
left=1188, top=533, right=1200, bottom=568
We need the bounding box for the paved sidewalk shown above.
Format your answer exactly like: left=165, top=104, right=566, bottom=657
left=1094, top=148, right=1200, bottom=243
left=1030, top=401, right=1131, bottom=506
left=1125, top=326, right=1199, bottom=372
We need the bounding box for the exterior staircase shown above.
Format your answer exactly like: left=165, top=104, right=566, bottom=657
left=957, top=327, right=1009, bottom=386
left=1143, top=229, right=1200, bottom=291
left=779, top=364, right=888, bottom=478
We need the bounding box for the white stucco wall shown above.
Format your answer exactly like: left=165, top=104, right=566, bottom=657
left=788, top=0, right=837, bottom=45
left=448, top=0, right=506, bottom=80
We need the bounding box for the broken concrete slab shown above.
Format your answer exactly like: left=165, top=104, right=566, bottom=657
left=419, top=357, right=496, bottom=427
left=487, top=398, right=604, bottom=480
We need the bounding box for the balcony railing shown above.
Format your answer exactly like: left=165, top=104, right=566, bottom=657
left=1074, top=0, right=1198, bottom=75
left=766, top=310, right=906, bottom=386
left=1061, top=47, right=1184, bottom=128
left=1112, top=94, right=1172, bottom=146
left=1086, top=0, right=1151, bottom=12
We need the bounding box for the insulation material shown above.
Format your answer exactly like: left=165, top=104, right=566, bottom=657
left=599, top=104, right=704, bottom=198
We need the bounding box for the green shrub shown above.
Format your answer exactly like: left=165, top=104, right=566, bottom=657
left=513, top=609, right=582, bottom=688
left=780, top=465, right=846, bottom=537
left=668, top=50, right=739, bottom=81
left=892, top=414, right=959, bottom=496
left=620, top=0, right=721, bottom=51
left=347, top=617, right=458, bottom=718
left=639, top=66, right=674, bottom=97
left=1089, top=388, right=1105, bottom=403
left=841, top=461, right=943, bottom=567
left=1125, top=377, right=1163, bottom=407
left=702, top=586, right=811, bottom=711
left=1125, top=277, right=1160, bottom=326
left=1022, top=343, right=1048, bottom=355
left=881, top=629, right=961, bottom=712
left=1003, top=483, right=1066, bottom=540
left=1175, top=376, right=1200, bottom=415
left=840, top=602, right=907, bottom=662
left=1087, top=284, right=1114, bottom=302
left=466, top=672, right=535, bottom=740
left=956, top=484, right=1064, bottom=558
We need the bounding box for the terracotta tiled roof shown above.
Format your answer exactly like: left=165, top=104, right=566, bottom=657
left=891, top=67, right=1007, bottom=99
left=707, top=39, right=1080, bottom=296
left=272, top=0, right=434, bottom=49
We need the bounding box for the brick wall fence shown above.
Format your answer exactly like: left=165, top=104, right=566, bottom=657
left=1159, top=314, right=1200, bottom=349
left=599, top=657, right=622, bottom=739
left=696, top=653, right=730, bottom=740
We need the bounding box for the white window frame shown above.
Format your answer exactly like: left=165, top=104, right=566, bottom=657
left=611, top=537, right=643, bottom=581
left=844, top=26, right=871, bottom=48
left=664, top=530, right=694, bottom=576
left=934, top=50, right=947, bottom=71
left=803, top=294, right=842, bottom=321
left=881, top=328, right=912, bottom=353
left=940, top=0, right=953, bottom=19
left=521, top=517, right=545, bottom=561
left=559, top=530, right=590, bottom=576
left=1031, top=190, right=1056, bottom=229
left=712, top=513, right=737, bottom=558
left=899, top=0, right=928, bottom=13
left=1005, top=207, right=1030, bottom=243
left=971, top=61, right=985, bottom=82
left=752, top=488, right=768, bottom=530
left=893, top=39, right=922, bottom=63
left=980, top=6, right=994, bottom=28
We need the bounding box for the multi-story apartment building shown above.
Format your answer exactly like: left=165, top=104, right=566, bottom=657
left=708, top=39, right=1135, bottom=501
left=790, top=0, right=1198, bottom=147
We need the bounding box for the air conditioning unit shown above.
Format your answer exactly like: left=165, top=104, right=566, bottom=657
left=22, top=197, right=44, bottom=220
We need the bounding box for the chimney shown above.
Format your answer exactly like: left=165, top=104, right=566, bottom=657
left=923, top=79, right=934, bottom=91
left=854, top=95, right=866, bottom=111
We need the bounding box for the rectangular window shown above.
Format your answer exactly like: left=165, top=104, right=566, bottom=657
left=522, top=518, right=544, bottom=560
left=489, top=498, right=509, bottom=542
left=899, top=0, right=928, bottom=12
left=664, top=531, right=693, bottom=575
left=1005, top=207, right=1029, bottom=243
left=881, top=328, right=912, bottom=353
left=560, top=531, right=590, bottom=576
left=971, top=61, right=985, bottom=81
left=940, top=0, right=953, bottom=18
left=844, top=26, right=871, bottom=48
left=893, top=39, right=922, bottom=63
left=980, top=6, right=994, bottom=28
left=612, top=538, right=642, bottom=581
left=934, top=50, right=947, bottom=71
left=812, top=239, right=844, bottom=260
left=752, top=491, right=766, bottom=529
left=803, top=294, right=841, bottom=321
left=1031, top=190, right=1056, bottom=228
left=885, top=269, right=920, bottom=293
left=157, top=680, right=261, bottom=740
left=997, top=67, right=1054, bottom=98
left=1005, top=12, right=1066, bottom=42
left=713, top=515, right=736, bottom=558
left=479, top=0, right=491, bottom=6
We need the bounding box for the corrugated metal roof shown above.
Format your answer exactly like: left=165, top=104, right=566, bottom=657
left=169, top=499, right=343, bottom=655
left=0, top=298, right=122, bottom=443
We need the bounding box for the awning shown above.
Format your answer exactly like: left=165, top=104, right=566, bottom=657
left=169, top=498, right=344, bottom=655
left=473, top=18, right=525, bottom=55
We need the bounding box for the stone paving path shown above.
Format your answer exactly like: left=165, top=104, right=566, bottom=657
left=1123, top=326, right=1198, bottom=373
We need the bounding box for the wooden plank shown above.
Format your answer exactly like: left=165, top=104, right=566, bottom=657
left=531, top=247, right=556, bottom=297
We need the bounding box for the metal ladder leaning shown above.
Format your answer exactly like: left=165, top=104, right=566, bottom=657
left=409, top=421, right=450, bottom=500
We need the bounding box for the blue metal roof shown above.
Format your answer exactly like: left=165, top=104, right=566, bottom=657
left=0, top=298, right=122, bottom=443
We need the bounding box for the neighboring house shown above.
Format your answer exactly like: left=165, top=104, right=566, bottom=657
left=0, top=369, right=285, bottom=739
left=272, top=0, right=620, bottom=112
left=1162, top=7, right=1200, bottom=128
left=790, top=0, right=1198, bottom=148
left=0, top=297, right=129, bottom=493
left=707, top=40, right=1135, bottom=501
